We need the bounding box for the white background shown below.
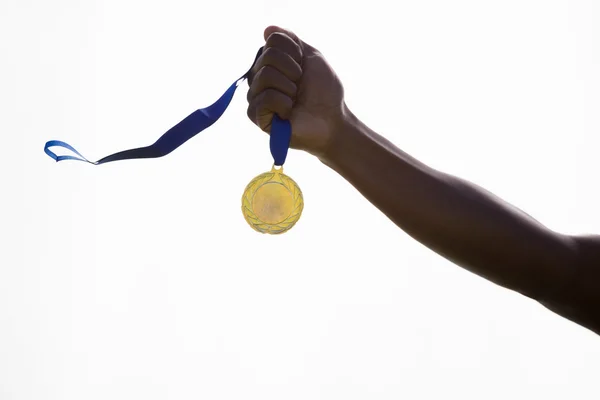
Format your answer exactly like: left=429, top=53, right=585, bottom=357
left=1, top=0, right=599, bottom=399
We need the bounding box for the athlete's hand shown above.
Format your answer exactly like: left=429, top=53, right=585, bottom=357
left=247, top=26, right=346, bottom=158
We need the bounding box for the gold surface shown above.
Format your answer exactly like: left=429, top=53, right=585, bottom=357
left=241, top=166, right=303, bottom=234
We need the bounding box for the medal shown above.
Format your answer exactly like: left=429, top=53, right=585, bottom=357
left=242, top=165, right=303, bottom=234
left=242, top=114, right=302, bottom=234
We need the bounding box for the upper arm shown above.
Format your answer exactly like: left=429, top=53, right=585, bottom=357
left=540, top=235, right=600, bottom=335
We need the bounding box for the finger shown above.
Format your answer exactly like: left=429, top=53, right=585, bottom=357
left=252, top=46, right=302, bottom=83
left=264, top=31, right=302, bottom=65
left=263, top=25, right=319, bottom=56
left=263, top=25, right=302, bottom=48
left=247, top=65, right=297, bottom=103
left=247, top=89, right=293, bottom=131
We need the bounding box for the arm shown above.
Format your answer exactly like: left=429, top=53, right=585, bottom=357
left=246, top=26, right=600, bottom=335
left=321, top=111, right=600, bottom=334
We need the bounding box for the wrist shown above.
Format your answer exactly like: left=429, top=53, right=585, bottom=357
left=318, top=105, right=366, bottom=167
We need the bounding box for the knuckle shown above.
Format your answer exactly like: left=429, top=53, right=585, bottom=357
left=260, top=88, right=277, bottom=103
left=265, top=32, right=302, bottom=63
left=272, top=91, right=293, bottom=117
left=247, top=66, right=257, bottom=86
left=246, top=85, right=253, bottom=103
left=256, top=65, right=275, bottom=81
left=247, top=66, right=271, bottom=102
left=246, top=100, right=257, bottom=122
left=252, top=66, right=296, bottom=97
left=250, top=89, right=293, bottom=121
left=246, top=107, right=255, bottom=123
left=261, top=46, right=278, bottom=62
left=256, top=46, right=302, bottom=82
left=265, top=31, right=287, bottom=47
left=252, top=65, right=279, bottom=90
left=256, top=89, right=275, bottom=110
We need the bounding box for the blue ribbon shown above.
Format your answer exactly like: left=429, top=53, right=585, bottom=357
left=43, top=47, right=292, bottom=167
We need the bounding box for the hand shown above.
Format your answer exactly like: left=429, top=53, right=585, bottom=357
left=247, top=26, right=346, bottom=158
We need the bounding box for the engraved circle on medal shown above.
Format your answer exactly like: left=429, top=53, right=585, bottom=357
left=241, top=166, right=303, bottom=234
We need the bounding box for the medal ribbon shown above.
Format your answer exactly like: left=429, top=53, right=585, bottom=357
left=43, top=47, right=292, bottom=167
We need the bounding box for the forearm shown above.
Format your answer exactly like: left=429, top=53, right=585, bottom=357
left=321, top=110, right=578, bottom=300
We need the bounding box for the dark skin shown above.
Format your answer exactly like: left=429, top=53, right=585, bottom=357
left=247, top=26, right=600, bottom=335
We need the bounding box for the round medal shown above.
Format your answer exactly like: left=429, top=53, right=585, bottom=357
left=241, top=165, right=303, bottom=234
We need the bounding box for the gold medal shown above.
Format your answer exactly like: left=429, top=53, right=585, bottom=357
left=241, top=165, right=304, bottom=234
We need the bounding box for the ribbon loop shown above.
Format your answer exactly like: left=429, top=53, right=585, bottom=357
left=43, top=47, right=294, bottom=168
left=44, top=140, right=96, bottom=164
left=270, top=115, right=292, bottom=166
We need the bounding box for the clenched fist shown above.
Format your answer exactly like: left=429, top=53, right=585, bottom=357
left=247, top=26, right=347, bottom=159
